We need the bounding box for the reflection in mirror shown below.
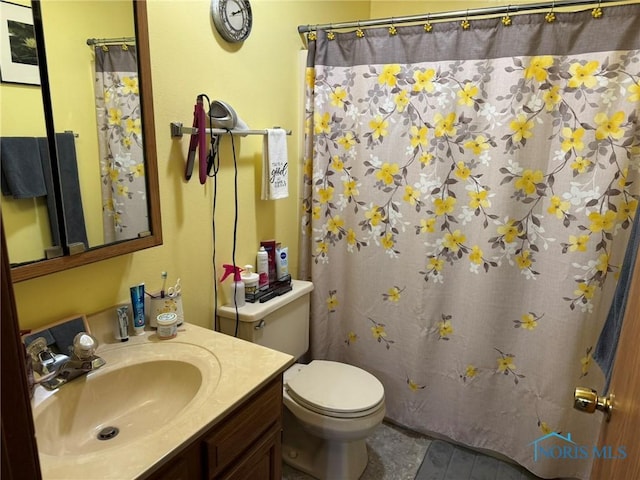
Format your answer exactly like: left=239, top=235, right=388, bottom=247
left=3, top=0, right=162, bottom=282
left=42, top=0, right=149, bottom=247
left=3, top=1, right=145, bottom=264
left=0, top=1, right=54, bottom=264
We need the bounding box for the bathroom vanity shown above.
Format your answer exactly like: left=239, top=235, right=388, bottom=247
left=31, top=319, right=294, bottom=480
left=146, top=375, right=283, bottom=479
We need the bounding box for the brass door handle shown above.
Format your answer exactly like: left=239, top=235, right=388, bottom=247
left=574, top=387, right=613, bottom=421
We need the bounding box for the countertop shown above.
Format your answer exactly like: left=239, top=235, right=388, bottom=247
left=32, top=321, right=294, bottom=479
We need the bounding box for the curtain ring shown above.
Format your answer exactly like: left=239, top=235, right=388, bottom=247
left=424, top=13, right=433, bottom=32
left=327, top=23, right=335, bottom=40
left=307, top=24, right=317, bottom=41
left=546, top=1, right=556, bottom=23
left=356, top=20, right=364, bottom=38
left=502, top=5, right=512, bottom=26
left=389, top=17, right=397, bottom=35
left=592, top=0, right=603, bottom=18
left=461, top=9, right=471, bottom=30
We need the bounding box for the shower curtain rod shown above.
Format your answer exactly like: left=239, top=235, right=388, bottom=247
left=86, top=36, right=136, bottom=46
left=297, top=0, right=628, bottom=33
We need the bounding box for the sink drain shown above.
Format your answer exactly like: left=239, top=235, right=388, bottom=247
left=97, top=426, right=119, bottom=441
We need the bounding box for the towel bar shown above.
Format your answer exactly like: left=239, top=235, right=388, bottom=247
left=170, top=122, right=291, bottom=138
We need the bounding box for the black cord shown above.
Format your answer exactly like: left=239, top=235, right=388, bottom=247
left=229, top=130, right=240, bottom=337
left=199, top=94, right=239, bottom=335
left=199, top=93, right=220, bottom=332
left=212, top=156, right=219, bottom=331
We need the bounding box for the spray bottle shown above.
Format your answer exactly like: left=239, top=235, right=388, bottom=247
left=220, top=264, right=245, bottom=307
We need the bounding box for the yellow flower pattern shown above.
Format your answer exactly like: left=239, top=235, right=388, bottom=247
left=378, top=64, right=401, bottom=87
left=594, top=111, right=625, bottom=140
left=410, top=126, right=429, bottom=148
left=513, top=312, right=543, bottom=330
left=510, top=114, right=534, bottom=143
left=369, top=115, right=389, bottom=139
left=524, top=56, right=554, bottom=82
left=514, top=169, right=544, bottom=196
left=326, top=291, right=338, bottom=312
left=434, top=112, right=457, bottom=137
left=407, top=378, right=426, bottom=391
left=376, top=162, right=399, bottom=185
left=438, top=319, right=453, bottom=340
left=457, top=83, right=479, bottom=107
left=568, top=61, right=599, bottom=89
left=413, top=68, right=436, bottom=92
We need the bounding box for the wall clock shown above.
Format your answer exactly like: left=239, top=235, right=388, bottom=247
left=211, top=0, right=252, bottom=43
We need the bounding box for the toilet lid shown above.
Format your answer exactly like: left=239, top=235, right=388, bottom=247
left=285, top=360, right=384, bottom=415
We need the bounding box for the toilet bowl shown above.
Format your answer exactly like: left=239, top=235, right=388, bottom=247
left=281, top=361, right=386, bottom=480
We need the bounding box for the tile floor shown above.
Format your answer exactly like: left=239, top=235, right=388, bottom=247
left=282, top=421, right=543, bottom=480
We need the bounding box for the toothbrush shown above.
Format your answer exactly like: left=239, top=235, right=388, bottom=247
left=160, top=271, right=167, bottom=298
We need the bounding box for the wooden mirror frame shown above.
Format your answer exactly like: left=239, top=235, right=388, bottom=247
left=9, top=0, right=162, bottom=283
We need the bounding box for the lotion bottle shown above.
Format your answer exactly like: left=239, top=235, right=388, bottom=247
left=257, top=246, right=269, bottom=289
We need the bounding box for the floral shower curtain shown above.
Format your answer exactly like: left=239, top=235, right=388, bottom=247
left=95, top=45, right=148, bottom=243
left=300, top=5, right=640, bottom=479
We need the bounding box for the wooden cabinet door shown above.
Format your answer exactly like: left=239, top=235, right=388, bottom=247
left=220, top=425, right=282, bottom=480
left=145, top=443, right=201, bottom=480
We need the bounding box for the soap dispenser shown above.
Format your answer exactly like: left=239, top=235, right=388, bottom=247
left=221, top=264, right=245, bottom=307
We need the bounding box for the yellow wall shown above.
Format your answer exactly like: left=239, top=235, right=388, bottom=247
left=371, top=0, right=635, bottom=17
left=370, top=0, right=542, bottom=17
left=13, top=0, right=370, bottom=331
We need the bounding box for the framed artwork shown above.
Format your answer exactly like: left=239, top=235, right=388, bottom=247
left=0, top=1, right=40, bottom=85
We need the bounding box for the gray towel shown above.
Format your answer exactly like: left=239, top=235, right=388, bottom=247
left=38, top=134, right=88, bottom=249
left=1, top=137, right=47, bottom=198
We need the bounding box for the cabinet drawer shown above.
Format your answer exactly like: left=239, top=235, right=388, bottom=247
left=219, top=423, right=282, bottom=480
left=205, top=377, right=282, bottom=478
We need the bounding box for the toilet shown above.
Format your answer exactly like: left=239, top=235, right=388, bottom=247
left=217, top=280, right=385, bottom=480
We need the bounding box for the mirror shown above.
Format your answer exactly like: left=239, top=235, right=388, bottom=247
left=1, top=0, right=162, bottom=282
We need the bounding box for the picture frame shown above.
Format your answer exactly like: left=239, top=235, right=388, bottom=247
left=0, top=1, right=40, bottom=85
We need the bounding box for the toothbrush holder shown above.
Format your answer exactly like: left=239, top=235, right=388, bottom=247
left=147, top=292, right=184, bottom=328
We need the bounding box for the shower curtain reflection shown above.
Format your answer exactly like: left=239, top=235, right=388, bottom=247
left=94, top=44, right=148, bottom=243
left=300, top=5, right=640, bottom=479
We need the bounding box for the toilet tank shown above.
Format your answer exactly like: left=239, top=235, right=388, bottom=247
left=217, top=280, right=314, bottom=359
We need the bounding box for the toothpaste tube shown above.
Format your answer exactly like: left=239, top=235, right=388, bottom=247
left=129, top=283, right=145, bottom=335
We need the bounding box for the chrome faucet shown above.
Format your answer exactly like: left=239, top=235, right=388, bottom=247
left=27, top=337, right=69, bottom=383
left=28, top=333, right=105, bottom=391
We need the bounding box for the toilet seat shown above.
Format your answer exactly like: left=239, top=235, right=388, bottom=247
left=285, top=360, right=384, bottom=419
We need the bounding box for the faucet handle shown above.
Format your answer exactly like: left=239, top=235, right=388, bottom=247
left=72, top=332, right=99, bottom=359
left=26, top=338, right=52, bottom=372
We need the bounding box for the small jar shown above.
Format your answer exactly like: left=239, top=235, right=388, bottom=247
left=156, top=313, right=178, bottom=339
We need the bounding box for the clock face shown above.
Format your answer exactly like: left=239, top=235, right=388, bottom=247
left=211, top=0, right=252, bottom=43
